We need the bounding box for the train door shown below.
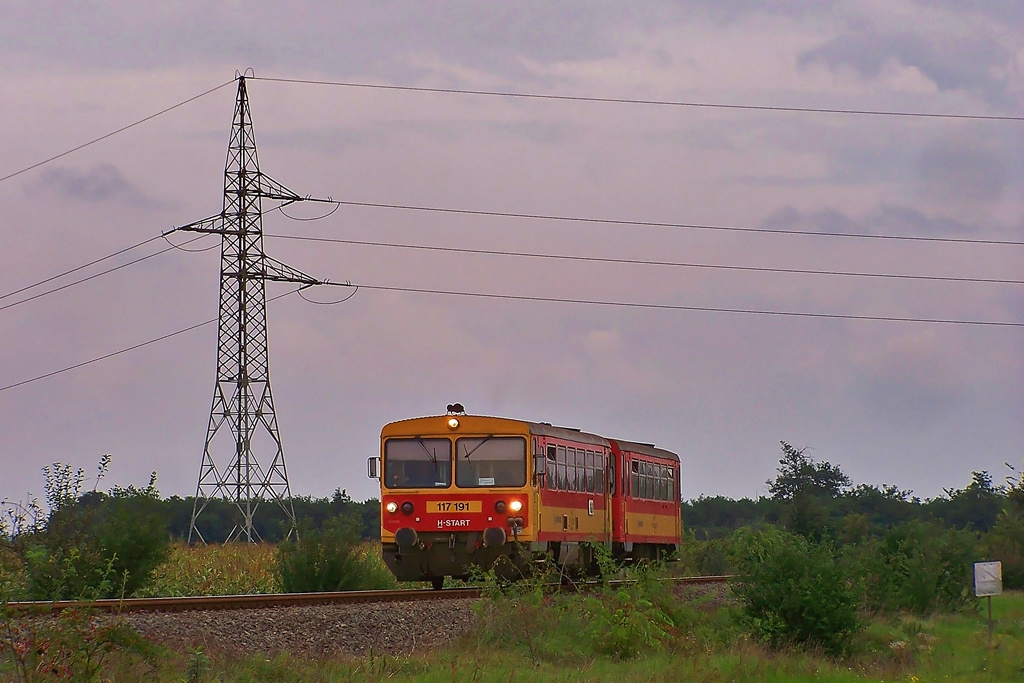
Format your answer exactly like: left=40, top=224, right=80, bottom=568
left=608, top=441, right=625, bottom=544
left=581, top=445, right=608, bottom=540
left=602, top=447, right=612, bottom=542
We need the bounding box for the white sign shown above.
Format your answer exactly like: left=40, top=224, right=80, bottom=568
left=974, top=561, right=1002, bottom=597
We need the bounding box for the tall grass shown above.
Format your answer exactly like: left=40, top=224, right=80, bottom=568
left=0, top=545, right=30, bottom=602
left=138, top=540, right=397, bottom=597
left=137, top=542, right=279, bottom=597
left=5, top=586, right=1024, bottom=680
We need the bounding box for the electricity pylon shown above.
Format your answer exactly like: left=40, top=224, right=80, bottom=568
left=168, top=74, right=328, bottom=543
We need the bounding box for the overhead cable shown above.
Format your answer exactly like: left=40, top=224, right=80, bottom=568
left=303, top=199, right=1024, bottom=247
left=354, top=283, right=1024, bottom=328
left=0, top=235, right=164, bottom=302
left=0, top=288, right=299, bottom=394
left=252, top=76, right=1024, bottom=122
left=266, top=233, right=1024, bottom=285
left=4, top=279, right=1019, bottom=395
left=0, top=234, right=209, bottom=314
left=0, top=80, right=236, bottom=184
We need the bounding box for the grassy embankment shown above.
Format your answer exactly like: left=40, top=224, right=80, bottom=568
left=133, top=589, right=1024, bottom=682
left=4, top=545, right=1024, bottom=681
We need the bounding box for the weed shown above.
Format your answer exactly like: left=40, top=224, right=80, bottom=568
left=277, top=515, right=397, bottom=592
left=733, top=525, right=860, bottom=655
left=140, top=542, right=279, bottom=597
left=184, top=646, right=210, bottom=683
left=0, top=606, right=158, bottom=683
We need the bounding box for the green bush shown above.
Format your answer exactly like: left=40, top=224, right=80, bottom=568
left=985, top=494, right=1024, bottom=590
left=732, top=525, right=860, bottom=655
left=16, top=467, right=170, bottom=601
left=855, top=520, right=977, bottom=614
left=472, top=557, right=712, bottom=663
left=0, top=543, right=29, bottom=602
left=276, top=515, right=394, bottom=592
left=1, top=607, right=158, bottom=680
left=580, top=566, right=681, bottom=659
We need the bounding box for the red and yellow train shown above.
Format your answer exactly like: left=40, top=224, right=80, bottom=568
left=368, top=408, right=681, bottom=588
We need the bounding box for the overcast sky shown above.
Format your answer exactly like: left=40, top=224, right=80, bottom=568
left=1, top=1, right=1021, bottom=510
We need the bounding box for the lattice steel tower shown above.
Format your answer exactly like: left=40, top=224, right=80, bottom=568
left=170, top=74, right=326, bottom=543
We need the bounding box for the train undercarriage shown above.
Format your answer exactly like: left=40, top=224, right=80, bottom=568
left=383, top=532, right=677, bottom=588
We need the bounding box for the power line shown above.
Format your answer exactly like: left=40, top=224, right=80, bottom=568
left=315, top=199, right=1024, bottom=246
left=0, top=235, right=209, bottom=313
left=0, top=235, right=164, bottom=302
left=0, top=318, right=216, bottom=394
left=355, top=283, right=1024, bottom=328
left=0, top=80, right=235, bottom=185
left=0, top=208, right=288, bottom=311
left=4, top=277, right=1019, bottom=395
left=267, top=233, right=1024, bottom=285
left=2, top=197, right=1012, bottom=323
left=252, top=76, right=1024, bottom=122
left=0, top=289, right=299, bottom=394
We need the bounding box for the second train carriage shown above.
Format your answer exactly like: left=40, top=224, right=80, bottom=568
left=368, top=409, right=681, bottom=588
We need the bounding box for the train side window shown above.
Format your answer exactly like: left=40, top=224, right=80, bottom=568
left=532, top=438, right=543, bottom=485
left=578, top=450, right=585, bottom=493
left=561, top=446, right=569, bottom=489
left=577, top=449, right=586, bottom=492
left=576, top=449, right=585, bottom=492
left=566, top=447, right=576, bottom=491
left=589, top=448, right=598, bottom=491
left=595, top=453, right=604, bottom=494
left=631, top=460, right=640, bottom=498
left=646, top=462, right=655, bottom=499
left=585, top=450, right=595, bottom=493
left=546, top=445, right=557, bottom=490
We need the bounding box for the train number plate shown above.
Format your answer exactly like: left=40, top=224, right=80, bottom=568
left=427, top=500, right=481, bottom=513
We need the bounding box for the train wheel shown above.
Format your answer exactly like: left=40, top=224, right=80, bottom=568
left=431, top=576, right=445, bottom=590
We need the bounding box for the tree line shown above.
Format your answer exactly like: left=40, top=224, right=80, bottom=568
left=682, top=442, right=1024, bottom=590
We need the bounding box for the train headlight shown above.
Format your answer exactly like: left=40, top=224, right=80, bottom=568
left=385, top=501, right=399, bottom=514
left=401, top=501, right=415, bottom=515
left=447, top=418, right=460, bottom=430
left=509, top=499, right=523, bottom=513
left=494, top=500, right=507, bottom=514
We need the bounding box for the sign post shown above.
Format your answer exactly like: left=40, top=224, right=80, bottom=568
left=974, top=561, right=1002, bottom=647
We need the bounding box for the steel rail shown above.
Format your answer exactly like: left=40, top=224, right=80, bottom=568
left=3, top=587, right=481, bottom=614
left=2, top=575, right=732, bottom=614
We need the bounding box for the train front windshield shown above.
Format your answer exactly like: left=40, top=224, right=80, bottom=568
left=455, top=437, right=526, bottom=488
left=384, top=438, right=452, bottom=488
left=383, top=435, right=527, bottom=489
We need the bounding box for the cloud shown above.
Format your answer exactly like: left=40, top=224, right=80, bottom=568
left=761, top=203, right=981, bottom=237
left=28, top=164, right=162, bottom=208
left=916, top=139, right=1009, bottom=205
left=797, top=18, right=1016, bottom=105
left=867, top=204, right=977, bottom=236
left=853, top=332, right=965, bottom=428
left=761, top=205, right=870, bottom=235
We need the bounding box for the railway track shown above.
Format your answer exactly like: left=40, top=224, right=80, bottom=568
left=4, top=575, right=731, bottom=614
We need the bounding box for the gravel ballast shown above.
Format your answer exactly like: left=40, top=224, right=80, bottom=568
left=120, top=598, right=480, bottom=658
